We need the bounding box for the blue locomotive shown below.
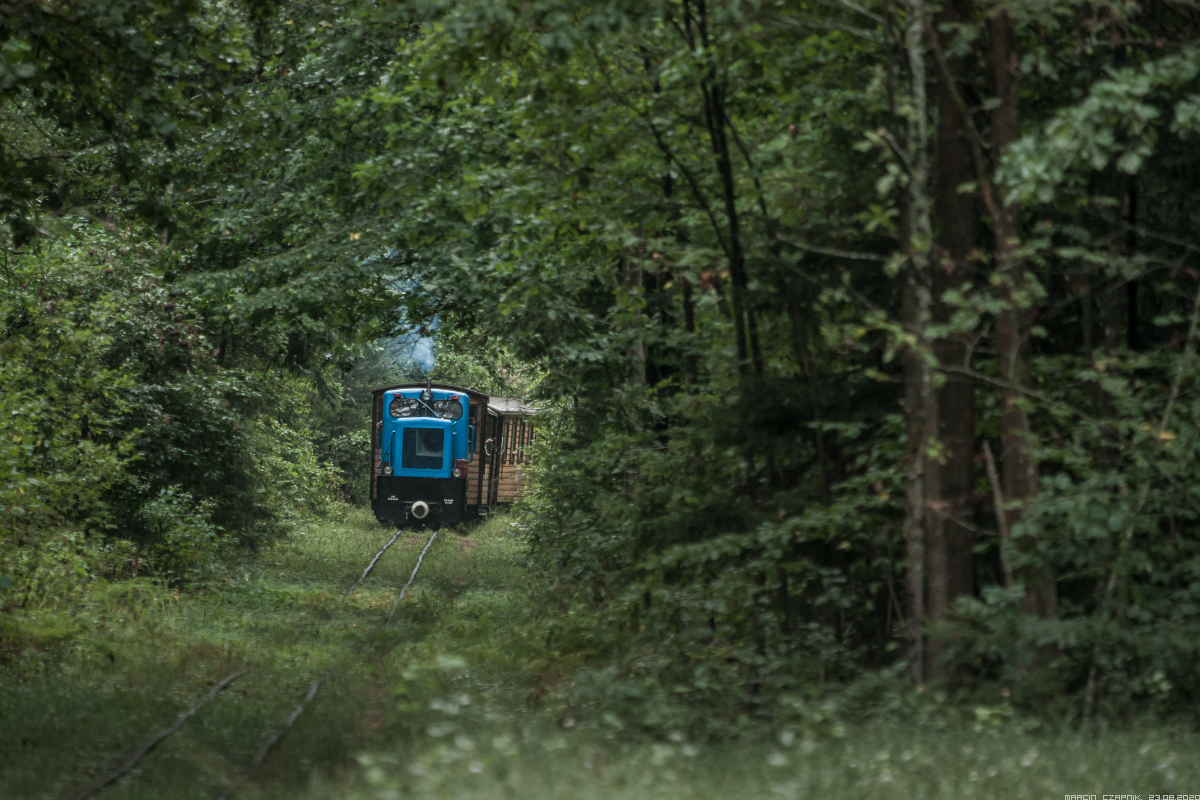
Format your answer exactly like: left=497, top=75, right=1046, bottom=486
left=370, top=381, right=536, bottom=528
left=371, top=381, right=475, bottom=527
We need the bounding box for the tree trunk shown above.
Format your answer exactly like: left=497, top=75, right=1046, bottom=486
left=899, top=0, right=937, bottom=684
left=676, top=0, right=753, bottom=376
left=925, top=0, right=977, bottom=681
left=989, top=10, right=1056, bottom=620
left=788, top=302, right=832, bottom=505
left=903, top=278, right=936, bottom=685
left=1126, top=183, right=1139, bottom=351
left=704, top=79, right=755, bottom=376
left=622, top=251, right=648, bottom=385
left=681, top=275, right=699, bottom=385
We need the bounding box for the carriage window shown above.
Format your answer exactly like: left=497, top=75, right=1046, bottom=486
left=403, top=428, right=445, bottom=470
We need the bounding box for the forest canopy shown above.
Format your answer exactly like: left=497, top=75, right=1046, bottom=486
left=5, top=0, right=1200, bottom=728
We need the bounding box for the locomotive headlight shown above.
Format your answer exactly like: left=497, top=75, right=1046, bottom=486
left=452, top=468, right=461, bottom=478
left=389, top=397, right=416, bottom=418
left=432, top=399, right=463, bottom=420
left=382, top=464, right=393, bottom=476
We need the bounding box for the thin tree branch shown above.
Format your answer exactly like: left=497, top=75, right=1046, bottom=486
left=766, top=13, right=882, bottom=43
left=829, top=0, right=886, bottom=24
left=939, top=364, right=1097, bottom=423
left=778, top=234, right=888, bottom=262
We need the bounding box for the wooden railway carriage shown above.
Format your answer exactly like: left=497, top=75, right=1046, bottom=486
left=485, top=396, right=536, bottom=506
left=370, top=382, right=535, bottom=527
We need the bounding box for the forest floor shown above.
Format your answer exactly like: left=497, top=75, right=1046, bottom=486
left=2, top=509, right=1199, bottom=799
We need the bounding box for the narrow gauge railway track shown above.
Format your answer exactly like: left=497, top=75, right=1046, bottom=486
left=65, top=526, right=436, bottom=800
left=215, top=527, right=439, bottom=800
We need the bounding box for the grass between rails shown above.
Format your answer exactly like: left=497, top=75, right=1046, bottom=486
left=0, top=508, right=455, bottom=799
left=0, top=509, right=1197, bottom=799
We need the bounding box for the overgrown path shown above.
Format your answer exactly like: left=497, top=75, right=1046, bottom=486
left=3, top=511, right=1200, bottom=800
left=1, top=510, right=496, bottom=799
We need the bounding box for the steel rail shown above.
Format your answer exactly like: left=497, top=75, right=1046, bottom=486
left=343, top=527, right=405, bottom=599
left=71, top=524, right=407, bottom=800
left=215, top=527, right=441, bottom=799
left=69, top=669, right=246, bottom=800
left=386, top=528, right=439, bottom=625
left=213, top=672, right=331, bottom=800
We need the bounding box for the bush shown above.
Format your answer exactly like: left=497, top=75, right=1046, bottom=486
left=132, top=487, right=225, bottom=586
left=0, top=218, right=339, bottom=612
left=517, top=391, right=907, bottom=735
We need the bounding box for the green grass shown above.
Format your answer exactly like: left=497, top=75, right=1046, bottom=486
left=3, top=509, right=1200, bottom=799
left=0, top=508, right=439, bottom=799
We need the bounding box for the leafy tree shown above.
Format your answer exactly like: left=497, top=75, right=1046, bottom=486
left=1, top=0, right=269, bottom=243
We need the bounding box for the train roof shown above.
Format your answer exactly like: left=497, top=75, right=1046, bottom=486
left=370, top=382, right=489, bottom=404
left=488, top=397, right=535, bottom=416
left=369, top=383, right=534, bottom=416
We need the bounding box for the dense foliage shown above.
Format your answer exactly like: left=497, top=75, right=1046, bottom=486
left=0, top=219, right=339, bottom=616
left=6, top=0, right=1200, bottom=732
